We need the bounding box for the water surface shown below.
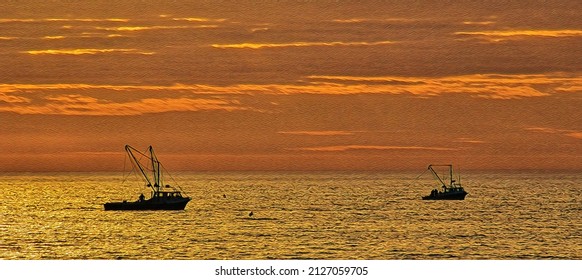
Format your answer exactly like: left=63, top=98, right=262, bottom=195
left=2, top=172, right=581, bottom=259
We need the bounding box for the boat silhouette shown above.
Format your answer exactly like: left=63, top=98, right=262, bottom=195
left=422, top=164, right=468, bottom=200
left=104, top=145, right=191, bottom=210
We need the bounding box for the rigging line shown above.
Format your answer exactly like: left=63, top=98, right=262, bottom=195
left=126, top=145, right=155, bottom=190
left=159, top=161, right=188, bottom=196
left=131, top=164, right=142, bottom=190
left=128, top=145, right=156, bottom=185
left=414, top=168, right=428, bottom=180
left=120, top=149, right=145, bottom=191
left=128, top=154, right=143, bottom=188
left=121, top=152, right=135, bottom=184
left=122, top=152, right=137, bottom=185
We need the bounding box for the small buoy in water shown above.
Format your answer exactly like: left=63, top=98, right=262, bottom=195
left=249, top=211, right=253, bottom=217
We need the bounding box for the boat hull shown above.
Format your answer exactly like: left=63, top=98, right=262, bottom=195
left=104, top=197, right=191, bottom=211
left=422, top=192, right=467, bottom=200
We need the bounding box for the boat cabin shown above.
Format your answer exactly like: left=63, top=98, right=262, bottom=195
left=152, top=190, right=184, bottom=199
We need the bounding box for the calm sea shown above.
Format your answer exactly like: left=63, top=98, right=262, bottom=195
left=1, top=171, right=581, bottom=260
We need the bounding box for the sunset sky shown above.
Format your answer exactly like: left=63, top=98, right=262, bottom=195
left=1, top=0, right=581, bottom=171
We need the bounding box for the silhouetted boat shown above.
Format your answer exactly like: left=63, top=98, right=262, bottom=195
left=422, top=164, right=468, bottom=200
left=104, top=145, right=191, bottom=211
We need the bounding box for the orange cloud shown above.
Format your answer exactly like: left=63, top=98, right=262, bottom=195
left=27, top=32, right=130, bottom=40
left=525, top=127, right=563, bottom=134
left=42, top=36, right=66, bottom=40
left=0, top=92, right=31, bottom=103
left=211, top=40, right=393, bottom=49
left=331, top=18, right=424, bottom=24
left=288, top=145, right=457, bottom=152
left=278, top=131, right=356, bottom=136
left=307, top=73, right=582, bottom=99
left=332, top=18, right=376, bottom=23
left=454, top=138, right=486, bottom=144
left=0, top=94, right=254, bottom=116
left=96, top=25, right=218, bottom=31
left=21, top=48, right=155, bottom=55
left=525, top=127, right=582, bottom=140
left=250, top=27, right=270, bottom=32
left=172, top=17, right=226, bottom=22
left=0, top=18, right=129, bottom=23
left=462, top=21, right=495, bottom=26
left=44, top=94, right=99, bottom=103
left=555, top=85, right=582, bottom=93
left=566, top=132, right=582, bottom=139
left=309, top=73, right=582, bottom=84
left=1, top=73, right=580, bottom=102
left=455, top=29, right=582, bottom=42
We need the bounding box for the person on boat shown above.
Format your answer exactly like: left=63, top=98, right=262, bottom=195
left=139, top=193, right=145, bottom=202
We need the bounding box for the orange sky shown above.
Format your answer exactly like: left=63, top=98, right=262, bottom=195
left=1, top=0, right=581, bottom=171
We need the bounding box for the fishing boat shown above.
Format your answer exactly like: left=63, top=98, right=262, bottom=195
left=104, top=145, right=191, bottom=210
left=421, top=164, right=468, bottom=200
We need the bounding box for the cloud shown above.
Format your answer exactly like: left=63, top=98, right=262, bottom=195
left=171, top=17, right=226, bottom=22
left=453, top=138, right=486, bottom=144
left=555, top=85, right=582, bottom=93
left=306, top=73, right=582, bottom=99
left=0, top=92, right=31, bottom=103
left=0, top=83, right=287, bottom=94
left=43, top=36, right=66, bottom=40
left=54, top=33, right=129, bottom=39
left=288, top=145, right=458, bottom=152
left=308, top=73, right=582, bottom=84
left=455, top=29, right=582, bottom=42
left=462, top=21, right=495, bottom=26
left=566, top=132, right=582, bottom=139
left=21, top=48, right=155, bottom=55
left=525, top=127, right=563, bottom=134
left=331, top=18, right=431, bottom=24
left=0, top=94, right=254, bottom=116
left=0, top=18, right=129, bottom=23
left=1, top=73, right=580, bottom=103
left=211, top=40, right=393, bottom=49
left=525, top=127, right=582, bottom=140
left=250, top=27, right=270, bottom=32
left=96, top=25, right=218, bottom=31
left=278, top=131, right=356, bottom=136
left=332, top=18, right=379, bottom=23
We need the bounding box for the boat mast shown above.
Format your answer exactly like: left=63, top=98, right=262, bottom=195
left=125, top=145, right=154, bottom=191
left=149, top=146, right=161, bottom=193
left=449, top=164, right=454, bottom=186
